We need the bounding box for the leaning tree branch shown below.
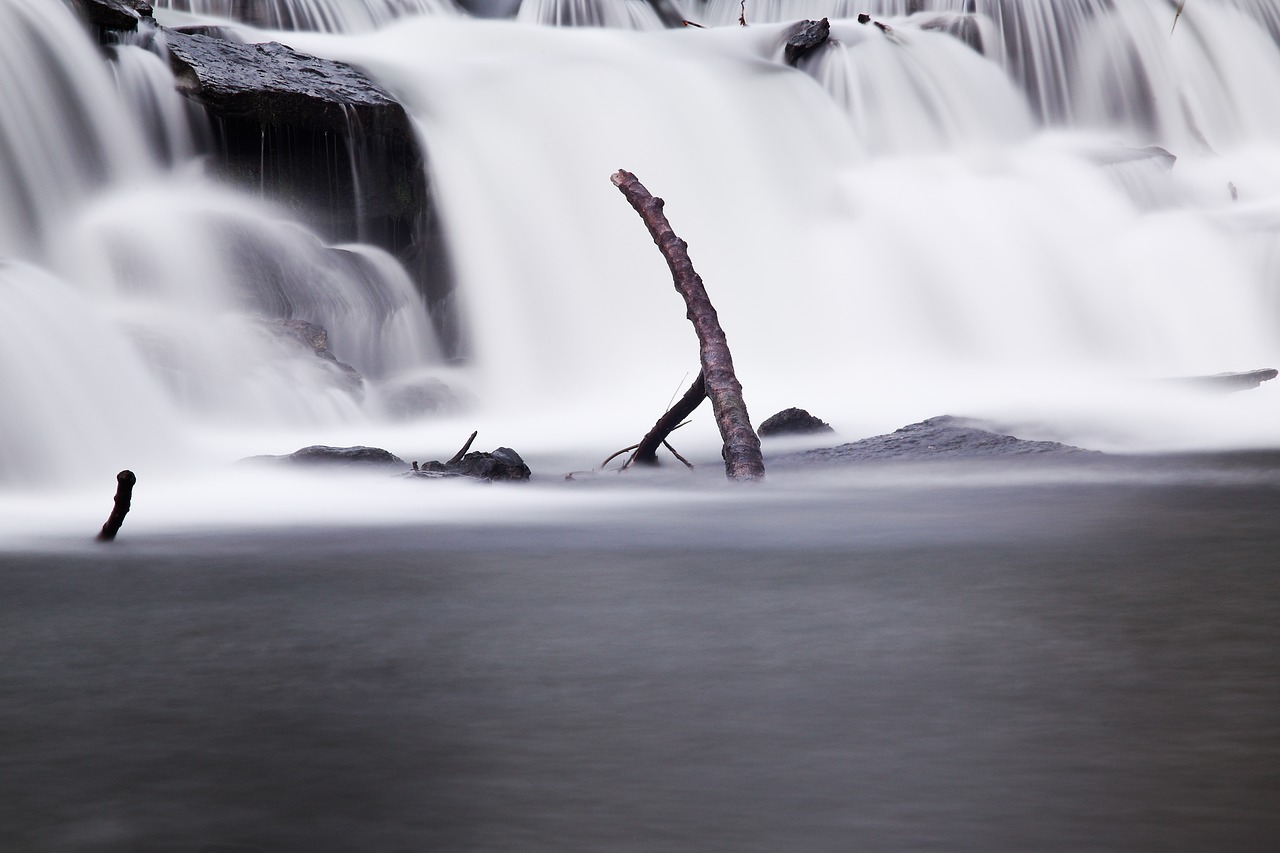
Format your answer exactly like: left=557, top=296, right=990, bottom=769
left=610, top=169, right=765, bottom=481
left=631, top=370, right=707, bottom=466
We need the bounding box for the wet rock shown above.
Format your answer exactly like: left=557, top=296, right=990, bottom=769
left=784, top=18, right=830, bottom=67
left=411, top=447, right=531, bottom=482
left=758, top=408, right=834, bottom=438
left=264, top=317, right=365, bottom=394
left=67, top=0, right=141, bottom=34
left=776, top=416, right=1097, bottom=466
left=248, top=445, right=407, bottom=468
left=163, top=29, right=457, bottom=353
left=163, top=31, right=408, bottom=140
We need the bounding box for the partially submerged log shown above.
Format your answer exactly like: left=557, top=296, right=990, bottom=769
left=631, top=372, right=706, bottom=467
left=610, top=170, right=765, bottom=481
left=96, top=470, right=137, bottom=542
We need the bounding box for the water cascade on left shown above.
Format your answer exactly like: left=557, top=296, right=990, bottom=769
left=0, top=1, right=446, bottom=487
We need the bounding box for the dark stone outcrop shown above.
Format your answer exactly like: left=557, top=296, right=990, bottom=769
left=163, top=29, right=457, bottom=353
left=410, top=447, right=531, bottom=482
left=784, top=19, right=830, bottom=67
left=67, top=0, right=144, bottom=35
left=248, top=445, right=407, bottom=468
left=776, top=416, right=1097, bottom=466
left=758, top=408, right=834, bottom=438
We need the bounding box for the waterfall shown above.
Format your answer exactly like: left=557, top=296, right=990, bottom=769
left=280, top=5, right=1280, bottom=450
left=0, top=0, right=446, bottom=485
left=8, top=0, right=1280, bottom=494
left=515, top=0, right=669, bottom=29
left=0, top=1, right=147, bottom=259
left=151, top=0, right=460, bottom=32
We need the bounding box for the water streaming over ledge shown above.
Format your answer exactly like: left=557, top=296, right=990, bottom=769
left=6, top=0, right=1280, bottom=499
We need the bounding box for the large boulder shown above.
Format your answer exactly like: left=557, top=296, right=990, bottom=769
left=162, top=29, right=457, bottom=352
left=66, top=0, right=148, bottom=36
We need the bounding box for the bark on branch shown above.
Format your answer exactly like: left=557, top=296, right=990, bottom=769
left=610, top=169, right=765, bottom=480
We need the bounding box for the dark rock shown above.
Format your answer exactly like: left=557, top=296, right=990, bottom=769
left=784, top=18, right=830, bottom=67
left=410, top=447, right=531, bottom=482
left=758, top=408, right=834, bottom=438
left=777, top=416, right=1097, bottom=466
left=248, top=445, right=407, bottom=468
left=66, top=0, right=141, bottom=34
left=163, top=29, right=458, bottom=354
left=163, top=31, right=406, bottom=138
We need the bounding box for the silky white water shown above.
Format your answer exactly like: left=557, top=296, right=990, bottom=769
left=5, top=0, right=1280, bottom=534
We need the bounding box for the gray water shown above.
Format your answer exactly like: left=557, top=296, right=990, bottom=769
left=3, top=460, right=1278, bottom=851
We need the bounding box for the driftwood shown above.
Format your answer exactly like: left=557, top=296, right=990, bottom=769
left=631, top=372, right=707, bottom=466
left=96, top=469, right=136, bottom=542
left=610, top=170, right=765, bottom=481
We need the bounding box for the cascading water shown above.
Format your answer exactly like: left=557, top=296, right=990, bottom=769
left=152, top=0, right=460, bottom=32
left=0, top=1, right=445, bottom=489
left=7, top=0, right=1280, bottom=512
left=274, top=3, right=1280, bottom=455
left=515, top=0, right=668, bottom=29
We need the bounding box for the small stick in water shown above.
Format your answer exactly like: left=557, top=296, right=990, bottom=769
left=96, top=470, right=136, bottom=542
left=448, top=431, right=479, bottom=465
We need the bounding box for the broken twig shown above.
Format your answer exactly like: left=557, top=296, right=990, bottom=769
left=448, top=430, right=478, bottom=465
left=96, top=470, right=136, bottom=542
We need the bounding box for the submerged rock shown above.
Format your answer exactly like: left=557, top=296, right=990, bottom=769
left=264, top=318, right=364, bottom=394
left=776, top=416, right=1097, bottom=466
left=759, top=408, right=834, bottom=438
left=248, top=445, right=407, bottom=468
left=410, top=447, right=531, bottom=482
